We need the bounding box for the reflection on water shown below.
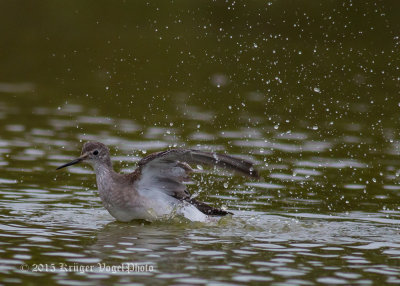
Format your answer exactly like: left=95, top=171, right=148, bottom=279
left=1, top=0, right=400, bottom=284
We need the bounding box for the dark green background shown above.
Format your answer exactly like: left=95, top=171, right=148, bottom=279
left=0, top=1, right=399, bottom=285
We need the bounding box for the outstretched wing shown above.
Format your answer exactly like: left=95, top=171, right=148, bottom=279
left=133, top=149, right=258, bottom=215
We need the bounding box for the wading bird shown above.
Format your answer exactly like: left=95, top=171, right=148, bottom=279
left=57, top=142, right=259, bottom=222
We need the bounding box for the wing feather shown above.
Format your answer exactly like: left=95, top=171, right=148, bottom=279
left=134, top=148, right=258, bottom=216
left=139, top=149, right=259, bottom=178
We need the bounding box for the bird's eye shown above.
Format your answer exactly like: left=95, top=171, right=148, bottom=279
left=93, top=150, right=99, bottom=155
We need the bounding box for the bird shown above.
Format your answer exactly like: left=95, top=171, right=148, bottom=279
left=56, top=141, right=259, bottom=222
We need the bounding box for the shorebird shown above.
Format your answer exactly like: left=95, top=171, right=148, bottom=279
left=56, top=142, right=259, bottom=222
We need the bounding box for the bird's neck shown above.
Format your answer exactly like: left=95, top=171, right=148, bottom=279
left=93, top=162, right=116, bottom=197
left=93, top=160, right=114, bottom=176
left=92, top=157, right=113, bottom=173
left=93, top=159, right=114, bottom=181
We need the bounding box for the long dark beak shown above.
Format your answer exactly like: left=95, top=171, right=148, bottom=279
left=56, top=153, right=88, bottom=170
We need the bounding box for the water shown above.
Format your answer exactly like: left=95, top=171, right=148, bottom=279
left=1, top=1, right=400, bottom=285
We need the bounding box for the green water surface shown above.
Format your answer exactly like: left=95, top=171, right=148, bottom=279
left=0, top=1, right=399, bottom=285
